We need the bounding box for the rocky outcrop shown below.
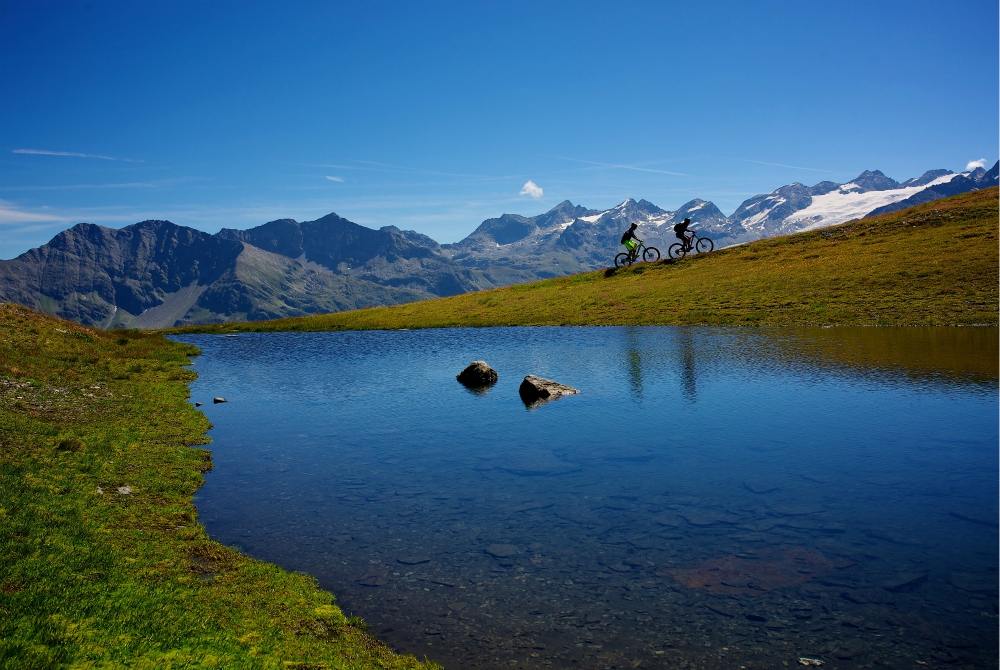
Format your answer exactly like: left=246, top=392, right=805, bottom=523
left=518, top=375, right=579, bottom=407
left=456, top=361, right=498, bottom=387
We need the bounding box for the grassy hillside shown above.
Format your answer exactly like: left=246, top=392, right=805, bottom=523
left=172, top=188, right=998, bottom=333
left=0, top=303, right=438, bottom=669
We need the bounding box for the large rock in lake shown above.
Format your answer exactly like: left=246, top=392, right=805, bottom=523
left=519, top=375, right=579, bottom=407
left=457, top=361, right=498, bottom=387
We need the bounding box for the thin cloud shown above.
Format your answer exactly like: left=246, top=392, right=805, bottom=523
left=520, top=180, right=543, bottom=198
left=966, top=158, right=987, bottom=171
left=0, top=182, right=155, bottom=191
left=0, top=200, right=65, bottom=225
left=325, top=175, right=344, bottom=182
left=554, top=156, right=688, bottom=176
left=737, top=158, right=836, bottom=173
left=13, top=148, right=143, bottom=163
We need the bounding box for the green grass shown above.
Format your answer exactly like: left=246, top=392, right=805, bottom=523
left=0, top=304, right=439, bottom=669
left=170, top=188, right=999, bottom=334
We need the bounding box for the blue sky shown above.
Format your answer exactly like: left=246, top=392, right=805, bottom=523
left=1, top=0, right=996, bottom=259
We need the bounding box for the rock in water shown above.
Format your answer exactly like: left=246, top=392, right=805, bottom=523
left=486, top=544, right=519, bottom=558
left=518, top=375, right=579, bottom=407
left=456, top=361, right=498, bottom=387
left=213, top=397, right=227, bottom=404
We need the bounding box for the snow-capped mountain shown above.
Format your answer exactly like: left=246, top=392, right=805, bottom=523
left=730, top=166, right=996, bottom=238
left=444, top=161, right=998, bottom=273
left=443, top=196, right=733, bottom=274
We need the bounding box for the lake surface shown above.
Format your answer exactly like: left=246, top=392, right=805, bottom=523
left=177, top=327, right=998, bottom=670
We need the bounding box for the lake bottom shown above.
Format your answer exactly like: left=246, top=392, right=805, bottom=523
left=183, top=327, right=998, bottom=669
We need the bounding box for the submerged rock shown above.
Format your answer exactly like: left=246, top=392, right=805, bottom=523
left=356, top=570, right=389, bottom=587
left=456, top=361, right=498, bottom=388
left=518, top=375, right=578, bottom=407
left=485, top=544, right=519, bottom=558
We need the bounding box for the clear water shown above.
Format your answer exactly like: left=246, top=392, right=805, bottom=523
left=177, top=327, right=998, bottom=670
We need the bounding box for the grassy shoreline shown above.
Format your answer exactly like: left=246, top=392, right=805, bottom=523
left=0, top=303, right=438, bottom=669
left=170, top=188, right=999, bottom=334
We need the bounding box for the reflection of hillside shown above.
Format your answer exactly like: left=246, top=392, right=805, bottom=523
left=766, top=327, right=998, bottom=388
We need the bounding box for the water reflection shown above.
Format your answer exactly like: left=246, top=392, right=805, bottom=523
left=179, top=327, right=998, bottom=670
left=623, top=328, right=644, bottom=402
left=677, top=328, right=697, bottom=404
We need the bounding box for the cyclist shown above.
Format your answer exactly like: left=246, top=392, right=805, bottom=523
left=673, top=217, right=693, bottom=250
left=620, top=223, right=641, bottom=259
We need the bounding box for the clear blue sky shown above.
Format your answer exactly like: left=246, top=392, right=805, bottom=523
left=1, top=0, right=996, bottom=259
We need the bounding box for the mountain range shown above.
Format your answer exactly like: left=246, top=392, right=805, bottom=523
left=1, top=161, right=995, bottom=329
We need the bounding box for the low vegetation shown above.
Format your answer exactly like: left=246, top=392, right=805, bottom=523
left=172, top=188, right=999, bottom=333
left=0, top=303, right=438, bottom=669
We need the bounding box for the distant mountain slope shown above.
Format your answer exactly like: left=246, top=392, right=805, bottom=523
left=0, top=220, right=429, bottom=328
left=867, top=161, right=998, bottom=217
left=2, top=160, right=994, bottom=328
left=173, top=187, right=999, bottom=332
left=217, top=213, right=517, bottom=296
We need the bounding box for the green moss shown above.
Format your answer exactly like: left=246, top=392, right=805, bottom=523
left=0, top=305, right=439, bottom=670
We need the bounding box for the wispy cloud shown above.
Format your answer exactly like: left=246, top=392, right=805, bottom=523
left=736, top=159, right=836, bottom=173
left=519, top=180, right=543, bottom=198
left=13, top=148, right=143, bottom=163
left=554, top=156, right=688, bottom=176
left=325, top=175, right=344, bottom=182
left=966, top=158, right=988, bottom=171
left=0, top=199, right=66, bottom=225
left=300, top=160, right=522, bottom=182
left=0, top=182, right=155, bottom=191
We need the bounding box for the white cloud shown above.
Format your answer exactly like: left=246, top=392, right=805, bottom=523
left=519, top=180, right=543, bottom=198
left=13, top=148, right=143, bottom=162
left=0, top=200, right=66, bottom=225
left=966, top=158, right=988, bottom=171
left=325, top=175, right=344, bottom=182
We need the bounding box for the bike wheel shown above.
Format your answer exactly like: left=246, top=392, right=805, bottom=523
left=696, top=237, right=714, bottom=253
left=668, top=243, right=686, bottom=260
left=614, top=252, right=631, bottom=268
left=643, top=246, right=660, bottom=262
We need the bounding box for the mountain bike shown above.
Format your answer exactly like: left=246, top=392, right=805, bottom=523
left=615, top=240, right=660, bottom=268
left=668, top=231, right=714, bottom=259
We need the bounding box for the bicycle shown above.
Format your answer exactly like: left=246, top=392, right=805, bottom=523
left=614, top=239, right=660, bottom=268
left=667, top=231, right=714, bottom=259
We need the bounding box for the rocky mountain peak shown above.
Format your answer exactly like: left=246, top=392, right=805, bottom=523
left=847, top=170, right=900, bottom=192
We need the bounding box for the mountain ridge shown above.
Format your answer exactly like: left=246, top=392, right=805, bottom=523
left=2, top=161, right=995, bottom=328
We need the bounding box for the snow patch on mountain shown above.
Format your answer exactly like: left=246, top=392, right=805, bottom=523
left=742, top=197, right=787, bottom=231
left=789, top=173, right=961, bottom=230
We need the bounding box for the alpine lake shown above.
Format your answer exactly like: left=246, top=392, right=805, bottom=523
left=175, top=326, right=998, bottom=670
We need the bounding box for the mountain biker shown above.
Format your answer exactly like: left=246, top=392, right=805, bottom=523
left=673, top=218, right=693, bottom=250
left=620, top=223, right=641, bottom=257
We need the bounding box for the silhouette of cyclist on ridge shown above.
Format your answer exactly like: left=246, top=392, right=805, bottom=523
left=673, top=217, right=693, bottom=251
left=620, top=223, right=641, bottom=259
